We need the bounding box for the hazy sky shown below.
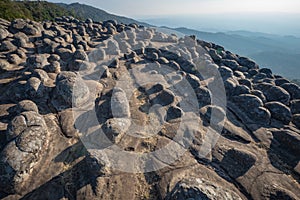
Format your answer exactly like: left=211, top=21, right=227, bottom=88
left=49, top=0, right=300, bottom=17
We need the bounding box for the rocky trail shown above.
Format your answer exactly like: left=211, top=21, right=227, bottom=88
left=0, top=16, right=300, bottom=199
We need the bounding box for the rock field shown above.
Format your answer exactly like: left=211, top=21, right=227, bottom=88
left=0, top=16, right=300, bottom=199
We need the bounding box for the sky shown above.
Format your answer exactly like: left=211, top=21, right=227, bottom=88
left=49, top=0, right=300, bottom=36
left=48, top=0, right=300, bottom=17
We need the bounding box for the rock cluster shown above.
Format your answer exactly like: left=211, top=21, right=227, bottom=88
left=0, top=16, right=299, bottom=200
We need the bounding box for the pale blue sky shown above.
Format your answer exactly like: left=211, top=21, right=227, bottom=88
left=48, top=0, right=300, bottom=18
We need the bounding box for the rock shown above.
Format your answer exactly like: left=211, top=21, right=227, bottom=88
left=0, top=28, right=9, bottom=40
left=200, top=105, right=226, bottom=126
left=209, top=49, right=222, bottom=63
left=55, top=48, right=73, bottom=61
left=238, top=57, right=258, bottom=69
left=259, top=68, right=273, bottom=76
left=222, top=59, right=239, bottom=71
left=238, top=79, right=252, bottom=89
left=47, top=54, right=60, bottom=63
left=7, top=54, right=22, bottom=64
left=292, top=114, right=300, bottom=128
left=151, top=89, right=175, bottom=106
left=220, top=148, right=256, bottom=178
left=231, top=94, right=271, bottom=124
left=0, top=17, right=299, bottom=200
left=166, top=178, right=242, bottom=200
left=233, top=85, right=251, bottom=96
left=166, top=106, right=183, bottom=122
left=26, top=55, right=48, bottom=69
left=25, top=77, right=44, bottom=98
left=264, top=86, right=290, bottom=105
left=111, top=87, right=130, bottom=118
left=195, top=86, right=211, bottom=108
left=102, top=118, right=131, bottom=143
left=272, top=130, right=300, bottom=156
left=146, top=51, right=159, bottom=61
left=59, top=109, right=78, bottom=138
left=251, top=90, right=266, bottom=102
left=22, top=24, right=40, bottom=36
left=52, top=71, right=90, bottom=110
left=234, top=71, right=245, bottom=79
left=73, top=49, right=88, bottom=61
left=275, top=78, right=290, bottom=86
left=15, top=100, right=39, bottom=114
left=265, top=102, right=292, bottom=124
left=1, top=111, right=47, bottom=193
left=185, top=73, right=201, bottom=89
left=280, top=83, right=300, bottom=100
left=0, top=40, right=17, bottom=52
left=219, top=66, right=234, bottom=80
left=290, top=100, right=300, bottom=114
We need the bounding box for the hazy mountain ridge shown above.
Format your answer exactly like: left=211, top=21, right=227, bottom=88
left=167, top=27, right=300, bottom=79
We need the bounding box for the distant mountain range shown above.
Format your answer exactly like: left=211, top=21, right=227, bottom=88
left=167, top=27, right=300, bottom=79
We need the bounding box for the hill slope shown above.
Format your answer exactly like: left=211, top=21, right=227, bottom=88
left=0, top=0, right=77, bottom=21
left=57, top=2, right=150, bottom=26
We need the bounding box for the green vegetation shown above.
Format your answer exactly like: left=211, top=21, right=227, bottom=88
left=0, top=0, right=77, bottom=21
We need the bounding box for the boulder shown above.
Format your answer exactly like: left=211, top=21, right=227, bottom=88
left=111, top=87, right=131, bottom=118
left=280, top=83, right=300, bottom=100
left=264, top=86, right=290, bottom=105
left=265, top=102, right=292, bottom=124
left=290, top=100, right=300, bottom=114
left=52, top=71, right=90, bottom=110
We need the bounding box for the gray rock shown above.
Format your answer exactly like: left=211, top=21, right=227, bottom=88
left=220, top=148, right=256, bottom=178
left=186, top=73, right=201, bottom=89
left=238, top=79, right=252, bottom=89
left=15, top=100, right=39, bottom=114
left=25, top=77, right=44, bottom=98
left=26, top=55, right=48, bottom=69
left=275, top=78, right=290, bottom=86
left=290, top=100, right=300, bottom=114
left=7, top=54, right=22, bottom=64
left=52, top=71, right=90, bottom=110
left=166, top=106, right=183, bottom=122
left=73, top=49, right=88, bottom=61
left=265, top=102, right=292, bottom=124
left=0, top=28, right=9, bottom=40
left=59, top=109, right=78, bottom=138
left=1, top=111, right=47, bottom=193
left=219, top=66, right=234, bottom=80
left=292, top=114, right=300, bottom=128
left=111, top=87, right=130, bottom=118
left=238, top=57, right=258, bottom=69
left=195, top=86, right=212, bottom=108
left=166, top=178, right=242, bottom=200
left=232, top=94, right=264, bottom=109
left=0, top=40, right=17, bottom=52
left=11, top=19, right=27, bottom=30
left=222, top=59, right=239, bottom=71
left=233, top=85, right=251, bottom=96
left=264, top=86, right=290, bottom=105
left=209, top=49, right=222, bottom=63
left=55, top=48, right=73, bottom=61
left=251, top=90, right=266, bottom=103
left=22, top=24, right=41, bottom=36
left=280, top=83, right=300, bottom=100
left=102, top=118, right=131, bottom=143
